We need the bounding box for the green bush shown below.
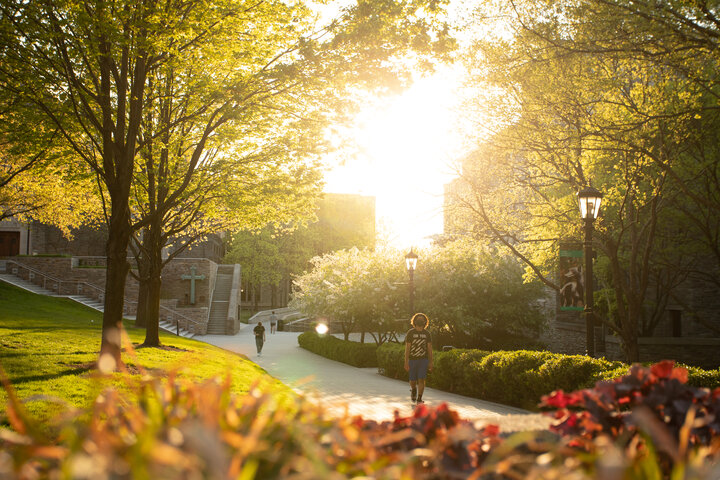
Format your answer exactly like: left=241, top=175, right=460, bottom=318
left=686, top=365, right=720, bottom=389
left=432, top=348, right=491, bottom=393
left=298, top=331, right=378, bottom=367
left=376, top=342, right=406, bottom=379
left=376, top=345, right=637, bottom=411
left=373, top=341, right=719, bottom=412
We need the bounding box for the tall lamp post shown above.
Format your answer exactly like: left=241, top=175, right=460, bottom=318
left=577, top=186, right=603, bottom=357
left=405, top=249, right=418, bottom=314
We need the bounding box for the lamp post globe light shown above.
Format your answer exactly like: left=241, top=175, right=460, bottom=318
left=577, top=186, right=603, bottom=357
left=405, top=248, right=418, bottom=314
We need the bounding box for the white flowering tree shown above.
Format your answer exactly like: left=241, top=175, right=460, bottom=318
left=290, top=248, right=407, bottom=344
left=291, top=240, right=546, bottom=348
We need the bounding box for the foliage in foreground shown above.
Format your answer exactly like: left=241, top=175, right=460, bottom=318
left=1, top=362, right=720, bottom=479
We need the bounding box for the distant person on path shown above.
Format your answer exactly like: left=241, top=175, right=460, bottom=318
left=254, top=321, right=266, bottom=356
left=404, top=313, right=433, bottom=404
left=270, top=311, right=278, bottom=334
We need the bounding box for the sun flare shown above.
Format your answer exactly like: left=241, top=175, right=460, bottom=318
left=324, top=66, right=467, bottom=249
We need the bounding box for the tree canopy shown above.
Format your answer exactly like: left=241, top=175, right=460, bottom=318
left=450, top=0, right=720, bottom=360
left=290, top=241, right=545, bottom=347
left=0, top=0, right=455, bottom=367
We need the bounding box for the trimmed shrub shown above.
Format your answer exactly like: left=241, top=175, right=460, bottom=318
left=376, top=342, right=407, bottom=379
left=432, top=348, right=491, bottom=393
left=298, top=331, right=378, bottom=367
left=686, top=364, right=720, bottom=390
left=373, top=341, right=719, bottom=412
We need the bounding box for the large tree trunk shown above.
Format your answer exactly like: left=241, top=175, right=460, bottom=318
left=100, top=209, right=132, bottom=370
left=135, top=277, right=149, bottom=328
left=134, top=230, right=152, bottom=328
left=143, top=222, right=163, bottom=346
left=143, top=274, right=162, bottom=346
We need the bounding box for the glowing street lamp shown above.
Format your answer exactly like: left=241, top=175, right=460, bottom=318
left=577, top=186, right=603, bottom=357
left=405, top=249, right=418, bottom=314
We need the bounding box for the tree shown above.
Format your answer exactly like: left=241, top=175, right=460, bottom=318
left=0, top=0, right=455, bottom=366
left=226, top=228, right=283, bottom=311
left=452, top=0, right=720, bottom=361
left=290, top=242, right=545, bottom=347
left=0, top=98, right=101, bottom=230
left=0, top=0, right=183, bottom=369
left=290, top=247, right=406, bottom=343
left=225, top=224, right=319, bottom=310
left=414, top=239, right=545, bottom=349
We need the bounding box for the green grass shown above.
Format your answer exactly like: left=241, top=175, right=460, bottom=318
left=0, top=280, right=290, bottom=427
left=239, top=310, right=254, bottom=324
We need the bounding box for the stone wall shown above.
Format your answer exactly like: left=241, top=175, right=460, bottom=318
left=159, top=259, right=216, bottom=308
left=159, top=299, right=208, bottom=335
left=541, top=319, right=587, bottom=355
left=1, top=256, right=220, bottom=325
left=30, top=222, right=107, bottom=256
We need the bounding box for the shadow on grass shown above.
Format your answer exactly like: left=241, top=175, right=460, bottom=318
left=10, top=364, right=95, bottom=385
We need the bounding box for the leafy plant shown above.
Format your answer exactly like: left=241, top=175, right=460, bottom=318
left=298, top=331, right=378, bottom=367
left=542, top=361, right=720, bottom=443
left=2, top=360, right=719, bottom=479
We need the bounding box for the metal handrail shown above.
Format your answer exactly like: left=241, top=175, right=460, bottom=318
left=6, top=259, right=204, bottom=335
left=5, top=259, right=102, bottom=298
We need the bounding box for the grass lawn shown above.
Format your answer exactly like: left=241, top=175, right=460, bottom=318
left=0, top=280, right=291, bottom=429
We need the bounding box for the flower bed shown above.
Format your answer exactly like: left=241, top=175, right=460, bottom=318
left=2, top=362, right=719, bottom=478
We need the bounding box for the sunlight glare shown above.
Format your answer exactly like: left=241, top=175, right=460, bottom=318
left=324, top=66, right=467, bottom=249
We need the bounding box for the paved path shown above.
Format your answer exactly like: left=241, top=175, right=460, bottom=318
left=199, top=321, right=552, bottom=432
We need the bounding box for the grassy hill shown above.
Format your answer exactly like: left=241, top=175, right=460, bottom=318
left=0, top=280, right=290, bottom=427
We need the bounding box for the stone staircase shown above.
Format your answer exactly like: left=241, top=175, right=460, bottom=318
left=205, top=265, right=234, bottom=335
left=158, top=318, right=196, bottom=338
left=0, top=273, right=58, bottom=296
left=1, top=271, right=197, bottom=337
left=0, top=273, right=106, bottom=312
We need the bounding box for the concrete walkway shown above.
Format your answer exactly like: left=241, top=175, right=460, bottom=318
left=199, top=321, right=552, bottom=433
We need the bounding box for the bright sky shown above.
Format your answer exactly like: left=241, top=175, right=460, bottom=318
left=323, top=65, right=469, bottom=250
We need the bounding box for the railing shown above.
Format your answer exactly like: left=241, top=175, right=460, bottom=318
left=5, top=259, right=205, bottom=336
left=5, top=259, right=105, bottom=301
left=248, top=307, right=296, bottom=323
left=159, top=304, right=205, bottom=336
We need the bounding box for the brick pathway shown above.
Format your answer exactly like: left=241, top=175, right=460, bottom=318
left=200, top=322, right=551, bottom=433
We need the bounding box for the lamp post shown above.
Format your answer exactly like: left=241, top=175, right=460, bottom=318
left=405, top=248, right=418, bottom=314
left=577, top=186, right=603, bottom=357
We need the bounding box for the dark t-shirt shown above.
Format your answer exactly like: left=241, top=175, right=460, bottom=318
left=253, top=324, right=265, bottom=338
left=405, top=328, right=432, bottom=360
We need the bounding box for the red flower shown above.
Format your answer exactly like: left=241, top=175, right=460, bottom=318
left=543, top=390, right=584, bottom=408
left=650, top=360, right=676, bottom=379
left=480, top=424, right=500, bottom=437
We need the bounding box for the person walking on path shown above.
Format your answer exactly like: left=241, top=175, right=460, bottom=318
left=253, top=321, right=266, bottom=356
left=404, top=313, right=433, bottom=405
left=270, top=311, right=278, bottom=334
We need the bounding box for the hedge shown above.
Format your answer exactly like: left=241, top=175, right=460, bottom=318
left=376, top=343, right=632, bottom=410
left=300, top=334, right=720, bottom=411
left=297, top=331, right=378, bottom=367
